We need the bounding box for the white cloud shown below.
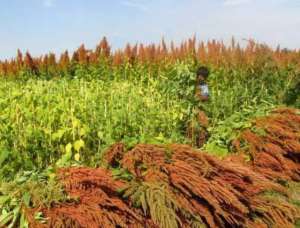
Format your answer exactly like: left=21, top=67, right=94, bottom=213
left=223, top=0, right=252, bottom=6
left=121, top=0, right=149, bottom=12
left=43, top=0, right=55, bottom=8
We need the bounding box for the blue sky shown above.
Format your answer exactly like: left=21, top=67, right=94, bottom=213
left=1, top=0, right=300, bottom=59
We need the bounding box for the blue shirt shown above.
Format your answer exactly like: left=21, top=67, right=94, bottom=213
left=199, top=84, right=209, bottom=97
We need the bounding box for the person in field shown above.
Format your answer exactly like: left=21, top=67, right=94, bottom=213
left=196, top=66, right=210, bottom=102
left=195, top=66, right=210, bottom=147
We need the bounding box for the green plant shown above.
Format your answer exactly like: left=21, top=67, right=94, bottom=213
left=203, top=102, right=274, bottom=156
left=122, top=182, right=205, bottom=228
left=0, top=169, right=67, bottom=227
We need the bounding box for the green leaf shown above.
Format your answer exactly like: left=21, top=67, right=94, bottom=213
left=22, top=192, right=31, bottom=207
left=74, top=153, right=80, bottom=162
left=56, top=144, right=73, bottom=167
left=80, top=126, right=89, bottom=137
left=73, top=139, right=85, bottom=152
left=34, top=212, right=48, bottom=224
left=0, top=149, right=9, bottom=167
left=205, top=142, right=228, bottom=157
left=0, top=195, right=10, bottom=205
left=20, top=213, right=29, bottom=228
left=52, top=129, right=66, bottom=141
left=112, top=169, right=122, bottom=176
left=7, top=206, right=20, bottom=228
left=65, top=143, right=72, bottom=154
left=97, top=131, right=104, bottom=139
left=155, top=133, right=165, bottom=142
left=0, top=211, right=13, bottom=227
left=72, top=118, right=80, bottom=128
left=16, top=176, right=28, bottom=185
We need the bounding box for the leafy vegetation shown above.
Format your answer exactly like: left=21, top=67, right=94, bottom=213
left=0, top=75, right=190, bottom=180
left=0, top=170, right=67, bottom=227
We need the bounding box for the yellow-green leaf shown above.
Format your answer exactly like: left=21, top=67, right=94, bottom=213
left=65, top=143, right=72, bottom=154
left=52, top=129, right=66, bottom=141
left=74, top=139, right=85, bottom=152
left=79, top=128, right=86, bottom=137
left=72, top=118, right=80, bottom=128
left=74, top=153, right=80, bottom=161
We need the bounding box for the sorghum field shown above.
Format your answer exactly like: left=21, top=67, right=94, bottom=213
left=0, top=38, right=300, bottom=227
